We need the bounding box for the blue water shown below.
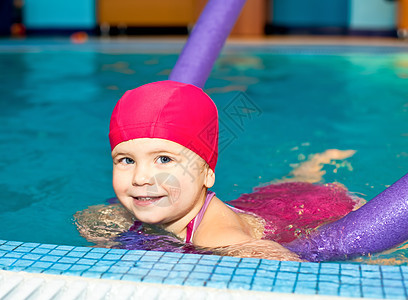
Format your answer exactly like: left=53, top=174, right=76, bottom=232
left=0, top=40, right=407, bottom=249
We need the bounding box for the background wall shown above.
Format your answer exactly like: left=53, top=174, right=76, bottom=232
left=24, top=0, right=96, bottom=30
left=21, top=0, right=398, bottom=35
left=349, top=0, right=396, bottom=30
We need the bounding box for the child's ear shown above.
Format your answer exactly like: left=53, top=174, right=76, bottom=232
left=204, top=167, right=215, bottom=188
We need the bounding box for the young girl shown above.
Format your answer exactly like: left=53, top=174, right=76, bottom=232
left=76, top=80, right=361, bottom=261
left=108, top=80, right=303, bottom=261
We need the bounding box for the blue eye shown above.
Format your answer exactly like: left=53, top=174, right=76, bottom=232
left=157, top=156, right=172, bottom=164
left=121, top=157, right=135, bottom=164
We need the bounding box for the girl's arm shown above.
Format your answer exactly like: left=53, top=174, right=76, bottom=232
left=214, top=238, right=303, bottom=262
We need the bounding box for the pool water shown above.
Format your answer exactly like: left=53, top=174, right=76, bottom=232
left=0, top=41, right=407, bottom=263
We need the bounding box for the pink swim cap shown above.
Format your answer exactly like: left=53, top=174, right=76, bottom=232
left=109, top=80, right=219, bottom=170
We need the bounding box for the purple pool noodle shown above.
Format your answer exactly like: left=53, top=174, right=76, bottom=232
left=286, top=173, right=408, bottom=261
left=169, top=0, right=247, bottom=88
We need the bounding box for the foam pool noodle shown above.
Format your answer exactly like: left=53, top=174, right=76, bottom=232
left=169, top=0, right=247, bottom=88
left=286, top=173, right=408, bottom=262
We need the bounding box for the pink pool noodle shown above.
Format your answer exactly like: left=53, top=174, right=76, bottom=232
left=286, top=173, right=408, bottom=261
left=169, top=0, right=247, bottom=88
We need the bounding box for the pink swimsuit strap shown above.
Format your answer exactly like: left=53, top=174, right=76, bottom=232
left=185, top=191, right=215, bottom=243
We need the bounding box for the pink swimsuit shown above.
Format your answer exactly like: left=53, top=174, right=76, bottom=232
left=185, top=191, right=244, bottom=243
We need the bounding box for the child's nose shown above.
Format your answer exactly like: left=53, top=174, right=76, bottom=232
left=132, top=165, right=154, bottom=186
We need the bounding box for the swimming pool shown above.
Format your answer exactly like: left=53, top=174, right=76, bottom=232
left=1, top=38, right=408, bottom=298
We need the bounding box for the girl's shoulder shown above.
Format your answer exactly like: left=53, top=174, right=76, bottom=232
left=192, top=196, right=256, bottom=248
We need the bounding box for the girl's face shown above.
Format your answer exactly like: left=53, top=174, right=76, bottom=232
left=111, top=138, right=215, bottom=233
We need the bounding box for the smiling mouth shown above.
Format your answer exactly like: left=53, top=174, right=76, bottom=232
left=132, top=196, right=165, bottom=206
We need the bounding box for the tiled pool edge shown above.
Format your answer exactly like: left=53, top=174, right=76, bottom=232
left=0, top=240, right=407, bottom=299
left=0, top=270, right=364, bottom=300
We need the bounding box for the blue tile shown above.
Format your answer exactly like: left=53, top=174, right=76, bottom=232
left=173, top=263, right=194, bottom=272
left=69, top=264, right=91, bottom=271
left=298, top=273, right=318, bottom=282
left=180, top=258, right=200, bottom=265
left=0, top=245, right=18, bottom=251
left=49, top=263, right=71, bottom=271
left=0, top=240, right=7, bottom=245
left=319, top=274, right=339, bottom=283
left=361, top=264, right=380, bottom=272
left=49, top=250, right=69, bottom=256
left=206, top=280, right=228, bottom=289
left=362, top=271, right=381, bottom=278
left=66, top=251, right=86, bottom=258
left=276, top=272, right=297, bottom=280
left=81, top=271, right=102, bottom=279
left=188, top=272, right=209, bottom=280
left=168, top=271, right=190, bottom=278
left=341, top=269, right=360, bottom=278
left=273, top=284, right=294, bottom=293
left=94, top=260, right=116, bottom=266
left=122, top=254, right=143, bottom=261
left=109, top=265, right=130, bottom=273
left=135, top=262, right=154, bottom=269
left=193, top=265, right=214, bottom=273
left=127, top=267, right=150, bottom=276
left=339, top=285, right=361, bottom=297
left=274, top=279, right=295, bottom=287
left=383, top=272, right=403, bottom=280
left=103, top=254, right=123, bottom=261
left=56, top=245, right=75, bottom=251
left=42, top=269, right=63, bottom=275
left=320, top=267, right=339, bottom=275
left=6, top=241, right=23, bottom=246
left=259, top=259, right=280, bottom=267
left=90, top=248, right=110, bottom=253
left=4, top=252, right=24, bottom=259
left=108, top=249, right=128, bottom=255
left=217, top=261, right=239, bottom=268
left=14, top=247, right=35, bottom=254
left=58, top=257, right=79, bottom=264
left=32, top=261, right=53, bottom=269
left=153, top=263, right=174, bottom=270
left=231, top=275, right=252, bottom=284
left=12, top=259, right=34, bottom=267
left=229, top=281, right=251, bottom=290
left=341, top=275, right=360, bottom=284
left=31, top=248, right=51, bottom=255
left=38, top=244, right=58, bottom=250
left=63, top=270, right=84, bottom=276
left=112, top=261, right=135, bottom=268
left=383, top=279, right=404, bottom=287
left=101, top=272, right=124, bottom=280
left=0, top=251, right=6, bottom=257
left=214, top=266, right=234, bottom=275
left=22, top=243, right=40, bottom=248
left=296, top=281, right=317, bottom=290
left=24, top=267, right=47, bottom=274
left=139, top=256, right=159, bottom=262
left=84, top=252, right=104, bottom=260
left=183, top=278, right=206, bottom=286
left=238, top=262, right=259, bottom=269
left=253, top=277, right=274, bottom=287
left=88, top=265, right=110, bottom=272
left=147, top=269, right=169, bottom=277
left=362, top=278, right=382, bottom=286
left=235, top=268, right=255, bottom=276
left=122, top=274, right=144, bottom=282
left=362, top=286, right=383, bottom=298
left=76, top=258, right=97, bottom=265
left=71, top=247, right=91, bottom=252
left=182, top=253, right=203, bottom=260
left=21, top=253, right=42, bottom=261
left=318, top=282, right=340, bottom=295
left=40, top=256, right=61, bottom=262
left=210, top=274, right=232, bottom=281
left=163, top=277, right=185, bottom=285
left=142, top=275, right=165, bottom=283
left=0, top=258, right=17, bottom=267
